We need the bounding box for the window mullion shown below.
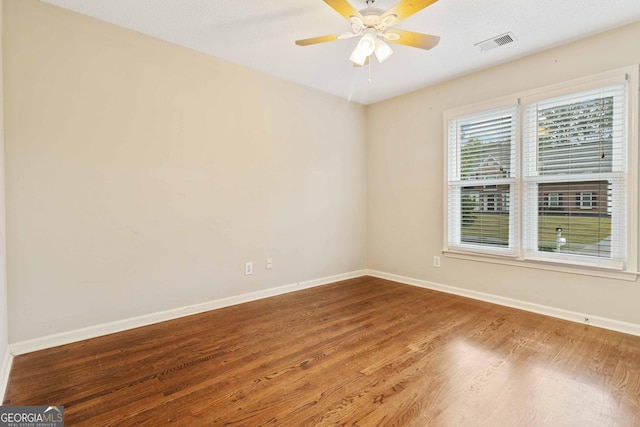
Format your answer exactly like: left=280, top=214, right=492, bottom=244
left=515, top=100, right=524, bottom=259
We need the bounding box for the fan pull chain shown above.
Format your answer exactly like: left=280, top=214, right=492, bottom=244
left=368, top=58, right=372, bottom=85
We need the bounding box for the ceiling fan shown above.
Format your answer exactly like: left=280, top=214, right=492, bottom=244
left=295, top=0, right=440, bottom=66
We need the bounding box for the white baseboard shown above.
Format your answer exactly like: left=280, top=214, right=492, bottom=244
left=366, top=269, right=640, bottom=337
left=10, top=270, right=368, bottom=356
left=0, top=347, right=12, bottom=402
left=13, top=267, right=636, bottom=358
left=298, top=270, right=368, bottom=289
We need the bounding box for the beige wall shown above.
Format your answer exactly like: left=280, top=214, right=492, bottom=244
left=4, top=0, right=367, bottom=342
left=0, top=0, right=8, bottom=360
left=4, top=0, right=640, bottom=345
left=367, top=22, right=640, bottom=325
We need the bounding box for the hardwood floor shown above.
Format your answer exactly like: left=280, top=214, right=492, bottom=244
left=5, top=276, right=640, bottom=426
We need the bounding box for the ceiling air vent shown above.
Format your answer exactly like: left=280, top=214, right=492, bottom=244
left=475, top=32, right=516, bottom=52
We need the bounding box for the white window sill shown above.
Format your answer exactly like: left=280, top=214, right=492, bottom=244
left=443, top=249, right=639, bottom=282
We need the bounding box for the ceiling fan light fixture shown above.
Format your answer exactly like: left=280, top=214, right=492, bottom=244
left=350, top=31, right=377, bottom=65
left=358, top=32, right=376, bottom=56
left=374, top=38, right=393, bottom=63
left=349, top=44, right=369, bottom=66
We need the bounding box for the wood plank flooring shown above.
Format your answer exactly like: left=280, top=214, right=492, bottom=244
left=5, top=276, right=640, bottom=426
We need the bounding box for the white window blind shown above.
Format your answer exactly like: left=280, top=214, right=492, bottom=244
left=522, top=85, right=627, bottom=268
left=447, top=106, right=518, bottom=256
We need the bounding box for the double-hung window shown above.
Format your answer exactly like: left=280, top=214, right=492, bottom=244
left=445, top=67, right=638, bottom=274
left=447, top=105, right=518, bottom=256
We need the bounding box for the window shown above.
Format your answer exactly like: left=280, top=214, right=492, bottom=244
left=501, top=190, right=510, bottom=211
left=579, top=192, right=595, bottom=209
left=485, top=194, right=496, bottom=211
left=445, top=67, right=638, bottom=273
left=545, top=193, right=561, bottom=207
left=447, top=106, right=517, bottom=253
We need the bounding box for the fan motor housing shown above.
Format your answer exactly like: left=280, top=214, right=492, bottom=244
left=359, top=7, right=384, bottom=26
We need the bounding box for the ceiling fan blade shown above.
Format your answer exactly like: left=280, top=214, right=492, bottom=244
left=384, top=29, right=440, bottom=50
left=295, top=34, right=343, bottom=46
left=323, top=0, right=364, bottom=21
left=380, top=0, right=438, bottom=26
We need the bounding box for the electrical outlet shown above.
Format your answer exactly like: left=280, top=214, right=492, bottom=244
left=245, top=261, right=253, bottom=275
left=266, top=257, right=273, bottom=270
left=433, top=256, right=441, bottom=268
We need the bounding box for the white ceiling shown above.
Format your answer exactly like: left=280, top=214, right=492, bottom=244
left=42, top=0, right=640, bottom=105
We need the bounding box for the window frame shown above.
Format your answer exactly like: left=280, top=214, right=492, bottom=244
left=443, top=66, right=639, bottom=279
